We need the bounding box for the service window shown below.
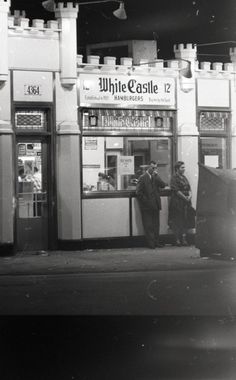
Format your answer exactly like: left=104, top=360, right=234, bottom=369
left=82, top=136, right=172, bottom=192
left=199, top=111, right=230, bottom=169
left=82, top=108, right=175, bottom=193
left=200, top=137, right=227, bottom=169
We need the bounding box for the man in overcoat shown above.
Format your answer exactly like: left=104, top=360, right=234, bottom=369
left=136, top=160, right=167, bottom=249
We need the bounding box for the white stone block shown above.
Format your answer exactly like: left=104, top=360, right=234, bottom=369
left=212, top=62, right=223, bottom=71
left=104, top=56, right=116, bottom=65
left=120, top=57, right=133, bottom=66
left=32, top=19, right=44, bottom=28
left=87, top=55, right=100, bottom=65
left=200, top=62, right=211, bottom=70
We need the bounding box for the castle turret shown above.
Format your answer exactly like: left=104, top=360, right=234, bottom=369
left=174, top=44, right=198, bottom=207
left=0, top=0, right=10, bottom=82
left=55, top=2, right=79, bottom=87
left=230, top=47, right=236, bottom=69
left=174, top=43, right=197, bottom=64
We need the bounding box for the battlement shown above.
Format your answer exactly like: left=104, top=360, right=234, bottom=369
left=8, top=11, right=60, bottom=38
left=77, top=54, right=235, bottom=78
left=0, top=0, right=10, bottom=10
left=174, top=43, right=197, bottom=52
left=174, top=43, right=197, bottom=61
left=54, top=1, right=79, bottom=18
left=77, top=55, right=188, bottom=75
left=55, top=2, right=79, bottom=12
left=196, top=60, right=236, bottom=73
left=229, top=47, right=236, bottom=63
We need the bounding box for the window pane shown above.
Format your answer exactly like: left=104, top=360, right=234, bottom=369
left=15, top=110, right=47, bottom=130
left=82, top=136, right=172, bottom=193
left=200, top=137, right=227, bottom=169
left=17, top=142, right=43, bottom=218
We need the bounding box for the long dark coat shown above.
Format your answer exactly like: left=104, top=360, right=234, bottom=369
left=168, top=173, right=191, bottom=231
left=136, top=172, right=166, bottom=211
left=136, top=172, right=166, bottom=248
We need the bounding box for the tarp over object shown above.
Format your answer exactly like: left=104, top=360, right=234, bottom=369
left=196, top=163, right=236, bottom=257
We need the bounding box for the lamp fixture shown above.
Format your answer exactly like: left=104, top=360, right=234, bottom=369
left=137, top=58, right=193, bottom=79
left=42, top=0, right=127, bottom=20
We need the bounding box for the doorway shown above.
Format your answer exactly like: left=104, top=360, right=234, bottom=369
left=16, top=138, right=50, bottom=251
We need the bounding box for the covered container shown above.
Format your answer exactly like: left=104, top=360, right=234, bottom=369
left=196, top=164, right=236, bottom=257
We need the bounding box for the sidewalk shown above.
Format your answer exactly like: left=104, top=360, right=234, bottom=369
left=0, top=245, right=235, bottom=276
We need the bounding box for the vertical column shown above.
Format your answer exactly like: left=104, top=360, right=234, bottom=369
left=174, top=43, right=198, bottom=207
left=0, top=0, right=14, bottom=253
left=229, top=48, right=236, bottom=168
left=54, top=3, right=81, bottom=241
left=0, top=0, right=10, bottom=82
left=55, top=2, right=78, bottom=87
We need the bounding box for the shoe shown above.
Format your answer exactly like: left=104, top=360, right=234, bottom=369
left=176, top=239, right=182, bottom=247
left=181, top=237, right=189, bottom=246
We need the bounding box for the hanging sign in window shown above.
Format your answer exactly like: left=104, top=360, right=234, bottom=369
left=80, top=74, right=175, bottom=107
left=118, top=156, right=134, bottom=176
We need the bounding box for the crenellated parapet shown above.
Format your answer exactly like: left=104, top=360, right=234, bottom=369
left=54, top=1, right=79, bottom=19
left=0, top=0, right=10, bottom=11
left=195, top=60, right=235, bottom=78
left=77, top=48, right=236, bottom=78
left=8, top=10, right=60, bottom=39
left=174, top=43, right=197, bottom=61
left=77, top=51, right=236, bottom=97
left=230, top=47, right=236, bottom=64
left=77, top=54, right=187, bottom=76
left=0, top=0, right=11, bottom=82
left=53, top=2, right=78, bottom=87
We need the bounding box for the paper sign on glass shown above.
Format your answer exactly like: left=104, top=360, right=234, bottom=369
left=118, top=156, right=134, bottom=175
left=204, top=155, right=219, bottom=168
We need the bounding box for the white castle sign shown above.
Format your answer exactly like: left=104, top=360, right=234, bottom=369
left=80, top=74, right=175, bottom=107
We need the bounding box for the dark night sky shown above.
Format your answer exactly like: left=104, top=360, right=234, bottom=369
left=10, top=0, right=236, bottom=61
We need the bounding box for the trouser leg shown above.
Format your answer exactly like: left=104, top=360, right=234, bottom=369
left=171, top=223, right=182, bottom=242
left=153, top=211, right=160, bottom=244
left=141, top=209, right=156, bottom=248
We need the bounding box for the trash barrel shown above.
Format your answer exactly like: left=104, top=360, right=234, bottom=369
left=196, top=163, right=236, bottom=258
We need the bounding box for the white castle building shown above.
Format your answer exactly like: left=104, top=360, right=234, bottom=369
left=0, top=0, right=236, bottom=253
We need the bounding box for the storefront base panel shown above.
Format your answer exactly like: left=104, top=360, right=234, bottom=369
left=57, top=235, right=172, bottom=251
left=132, top=197, right=169, bottom=236
left=82, top=198, right=130, bottom=238
left=0, top=134, right=14, bottom=245
left=231, top=136, right=236, bottom=169
left=58, top=232, right=195, bottom=251
left=17, top=218, right=48, bottom=252
left=57, top=135, right=82, bottom=240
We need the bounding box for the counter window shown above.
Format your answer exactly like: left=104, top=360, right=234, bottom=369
left=200, top=137, right=227, bottom=169
left=82, top=136, right=172, bottom=192
left=199, top=111, right=230, bottom=169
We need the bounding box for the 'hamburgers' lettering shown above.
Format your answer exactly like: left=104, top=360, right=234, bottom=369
left=99, top=77, right=160, bottom=95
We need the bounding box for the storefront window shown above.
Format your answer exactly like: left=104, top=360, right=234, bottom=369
left=82, top=136, right=172, bottom=192
left=200, top=137, right=227, bottom=169
left=199, top=111, right=230, bottom=169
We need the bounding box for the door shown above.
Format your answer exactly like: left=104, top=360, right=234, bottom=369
left=106, top=152, right=120, bottom=190
left=16, top=138, right=49, bottom=251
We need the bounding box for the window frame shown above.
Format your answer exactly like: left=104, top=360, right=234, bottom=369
left=197, top=109, right=231, bottom=169
left=80, top=108, right=177, bottom=198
